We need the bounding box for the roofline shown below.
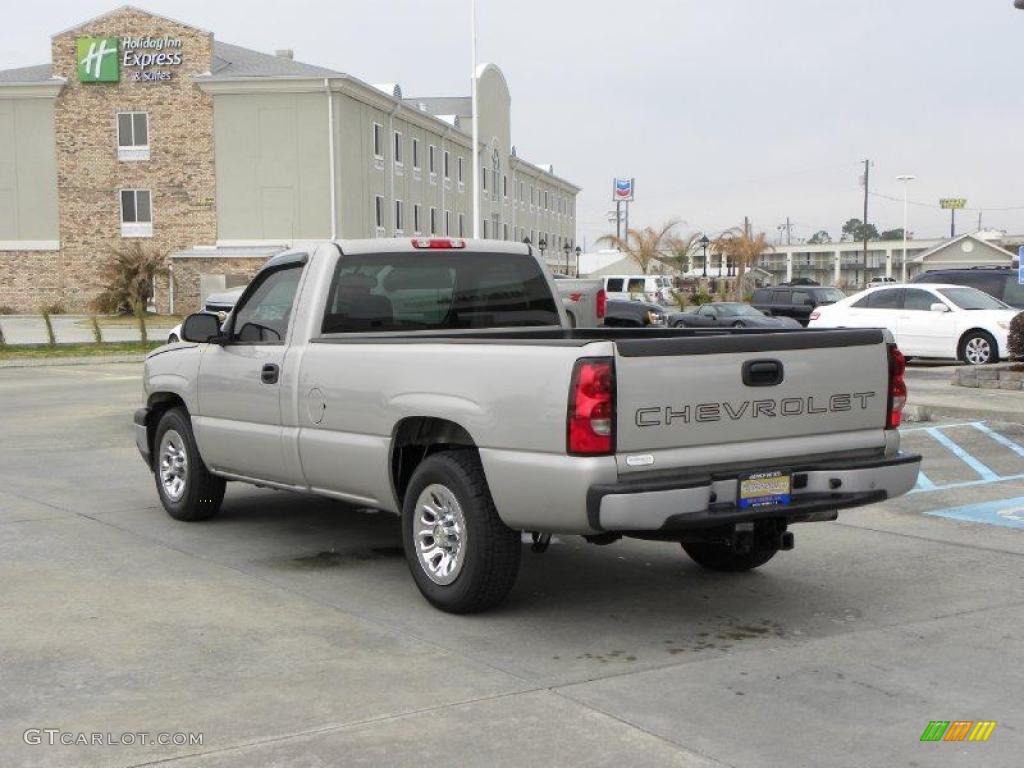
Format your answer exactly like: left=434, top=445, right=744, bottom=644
left=51, top=4, right=211, bottom=37
left=510, top=155, right=580, bottom=192
left=910, top=232, right=1020, bottom=263
left=0, top=79, right=66, bottom=98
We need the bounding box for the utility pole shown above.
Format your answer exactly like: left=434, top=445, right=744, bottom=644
left=861, top=159, right=871, bottom=285
left=614, top=201, right=621, bottom=240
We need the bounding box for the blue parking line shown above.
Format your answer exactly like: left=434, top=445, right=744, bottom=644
left=914, top=470, right=936, bottom=491
left=927, top=496, right=1024, bottom=529
left=910, top=472, right=1024, bottom=494
left=924, top=427, right=999, bottom=482
left=972, top=422, right=1024, bottom=460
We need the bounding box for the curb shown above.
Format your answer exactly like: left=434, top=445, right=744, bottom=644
left=0, top=354, right=149, bottom=369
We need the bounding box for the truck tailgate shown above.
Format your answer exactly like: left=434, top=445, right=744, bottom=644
left=614, top=329, right=890, bottom=463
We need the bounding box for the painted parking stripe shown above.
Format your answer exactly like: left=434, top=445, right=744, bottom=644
left=927, top=497, right=1024, bottom=529
left=972, top=422, right=1024, bottom=460
left=914, top=470, right=936, bottom=491
left=924, top=427, right=999, bottom=482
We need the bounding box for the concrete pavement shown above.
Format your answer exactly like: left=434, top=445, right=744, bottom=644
left=0, top=315, right=176, bottom=345
left=0, top=362, right=1021, bottom=767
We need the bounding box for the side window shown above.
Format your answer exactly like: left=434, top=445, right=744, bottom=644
left=771, top=290, right=790, bottom=303
left=231, top=266, right=303, bottom=343
left=903, top=288, right=937, bottom=311
left=627, top=278, right=646, bottom=293
left=698, top=305, right=715, bottom=316
left=868, top=288, right=903, bottom=309
left=752, top=289, right=770, bottom=303
left=852, top=294, right=873, bottom=308
left=792, top=291, right=812, bottom=306
left=1002, top=277, right=1024, bottom=307
left=606, top=278, right=624, bottom=292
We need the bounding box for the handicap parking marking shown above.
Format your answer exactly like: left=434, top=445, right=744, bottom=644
left=927, top=497, right=1024, bottom=529
left=905, top=421, right=1024, bottom=494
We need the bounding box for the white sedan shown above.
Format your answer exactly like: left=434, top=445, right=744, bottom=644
left=808, top=283, right=1019, bottom=365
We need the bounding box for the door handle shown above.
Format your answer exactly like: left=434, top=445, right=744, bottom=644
left=742, top=359, right=784, bottom=387
left=261, top=363, right=280, bottom=385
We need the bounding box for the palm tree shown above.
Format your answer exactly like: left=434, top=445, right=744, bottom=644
left=658, top=231, right=701, bottom=276
left=713, top=226, right=772, bottom=300
left=597, top=219, right=680, bottom=275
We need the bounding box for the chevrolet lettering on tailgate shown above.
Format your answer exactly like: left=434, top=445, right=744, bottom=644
left=634, top=392, right=878, bottom=427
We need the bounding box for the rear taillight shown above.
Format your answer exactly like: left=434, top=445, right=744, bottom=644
left=809, top=310, right=820, bottom=321
left=887, top=344, right=907, bottom=429
left=567, top=358, right=615, bottom=455
left=596, top=289, right=606, bottom=319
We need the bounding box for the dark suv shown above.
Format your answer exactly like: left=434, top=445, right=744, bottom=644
left=751, top=285, right=846, bottom=326
left=910, top=267, right=1023, bottom=309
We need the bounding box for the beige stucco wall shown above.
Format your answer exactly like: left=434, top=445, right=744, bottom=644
left=214, top=92, right=331, bottom=241
left=0, top=97, right=59, bottom=242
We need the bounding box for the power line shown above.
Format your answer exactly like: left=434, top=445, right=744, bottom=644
left=869, top=190, right=1024, bottom=213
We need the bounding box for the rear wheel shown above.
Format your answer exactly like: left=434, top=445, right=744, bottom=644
left=153, top=407, right=225, bottom=521
left=682, top=541, right=778, bottom=572
left=402, top=451, right=521, bottom=613
left=959, top=331, right=997, bottom=365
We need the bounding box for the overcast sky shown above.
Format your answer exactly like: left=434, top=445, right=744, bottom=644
left=5, top=1, right=1023, bottom=248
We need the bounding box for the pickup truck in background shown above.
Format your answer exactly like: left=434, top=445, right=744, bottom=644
left=135, top=238, right=921, bottom=613
left=553, top=274, right=606, bottom=327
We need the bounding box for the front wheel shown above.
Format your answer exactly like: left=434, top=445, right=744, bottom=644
left=402, top=451, right=521, bottom=613
left=959, top=331, right=997, bottom=365
left=682, top=541, right=778, bottom=572
left=153, top=407, right=225, bottom=521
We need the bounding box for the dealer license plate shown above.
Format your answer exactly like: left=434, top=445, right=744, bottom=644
left=738, top=471, right=792, bottom=509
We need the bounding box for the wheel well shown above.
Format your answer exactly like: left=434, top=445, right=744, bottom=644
left=958, top=328, right=998, bottom=354
left=390, top=417, right=477, bottom=507
left=144, top=393, right=187, bottom=466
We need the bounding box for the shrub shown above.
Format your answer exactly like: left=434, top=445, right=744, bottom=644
left=0, top=305, right=15, bottom=315
left=693, top=290, right=713, bottom=306
left=0, top=321, right=6, bottom=347
left=670, top=290, right=688, bottom=310
left=89, top=315, right=103, bottom=344
left=40, top=301, right=65, bottom=315
left=1009, top=311, right=1024, bottom=361
left=40, top=307, right=56, bottom=346
left=92, top=241, right=167, bottom=315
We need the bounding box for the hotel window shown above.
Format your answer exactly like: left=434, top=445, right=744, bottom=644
left=444, top=210, right=451, bottom=236
left=412, top=138, right=420, bottom=169
left=457, top=157, right=464, bottom=184
left=459, top=213, right=465, bottom=237
left=503, top=175, right=508, bottom=199
left=482, top=167, right=488, bottom=192
left=413, top=204, right=422, bottom=234
left=395, top=200, right=404, bottom=234
left=443, top=150, right=450, bottom=180
left=120, top=189, right=152, bottom=237
left=374, top=195, right=385, bottom=235
left=116, top=112, right=149, bottom=161
left=482, top=220, right=489, bottom=239
left=544, top=190, right=549, bottom=210
left=372, top=123, right=383, bottom=159
left=429, top=207, right=438, bottom=235
left=428, top=145, right=437, bottom=182
left=393, top=131, right=403, bottom=166
left=503, top=223, right=509, bottom=241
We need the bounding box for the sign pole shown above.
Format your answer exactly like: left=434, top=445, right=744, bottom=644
left=615, top=201, right=621, bottom=240
left=950, top=208, right=956, bottom=238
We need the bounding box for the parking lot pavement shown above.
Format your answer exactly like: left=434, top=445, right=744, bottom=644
left=1, top=362, right=1022, bottom=767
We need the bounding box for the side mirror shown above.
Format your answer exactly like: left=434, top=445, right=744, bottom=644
left=930, top=302, right=950, bottom=313
left=181, top=312, right=225, bottom=343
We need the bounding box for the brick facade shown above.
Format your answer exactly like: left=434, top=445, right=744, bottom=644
left=44, top=7, right=217, bottom=314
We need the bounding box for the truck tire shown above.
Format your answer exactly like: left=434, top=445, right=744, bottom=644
left=681, top=542, right=778, bottom=572
left=153, top=407, right=225, bottom=522
left=402, top=451, right=521, bottom=613
left=958, top=331, right=997, bottom=365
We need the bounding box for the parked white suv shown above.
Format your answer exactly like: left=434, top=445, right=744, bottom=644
left=809, top=283, right=1019, bottom=364
left=602, top=275, right=671, bottom=305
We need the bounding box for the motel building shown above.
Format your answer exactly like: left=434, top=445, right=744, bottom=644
left=0, top=6, right=580, bottom=313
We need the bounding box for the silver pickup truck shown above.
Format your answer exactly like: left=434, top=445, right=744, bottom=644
left=135, top=238, right=920, bottom=613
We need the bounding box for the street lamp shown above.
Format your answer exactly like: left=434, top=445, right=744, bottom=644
left=562, top=241, right=571, bottom=274
left=897, top=174, right=916, bottom=282
left=538, top=237, right=547, bottom=264
left=574, top=245, right=582, bottom=277
left=698, top=234, right=710, bottom=277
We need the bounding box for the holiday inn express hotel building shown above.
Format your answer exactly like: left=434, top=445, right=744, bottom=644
left=0, top=6, right=580, bottom=312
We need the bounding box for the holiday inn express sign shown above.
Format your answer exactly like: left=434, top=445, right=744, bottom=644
left=77, top=35, right=184, bottom=83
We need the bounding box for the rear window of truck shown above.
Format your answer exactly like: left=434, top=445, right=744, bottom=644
left=321, top=252, right=561, bottom=333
